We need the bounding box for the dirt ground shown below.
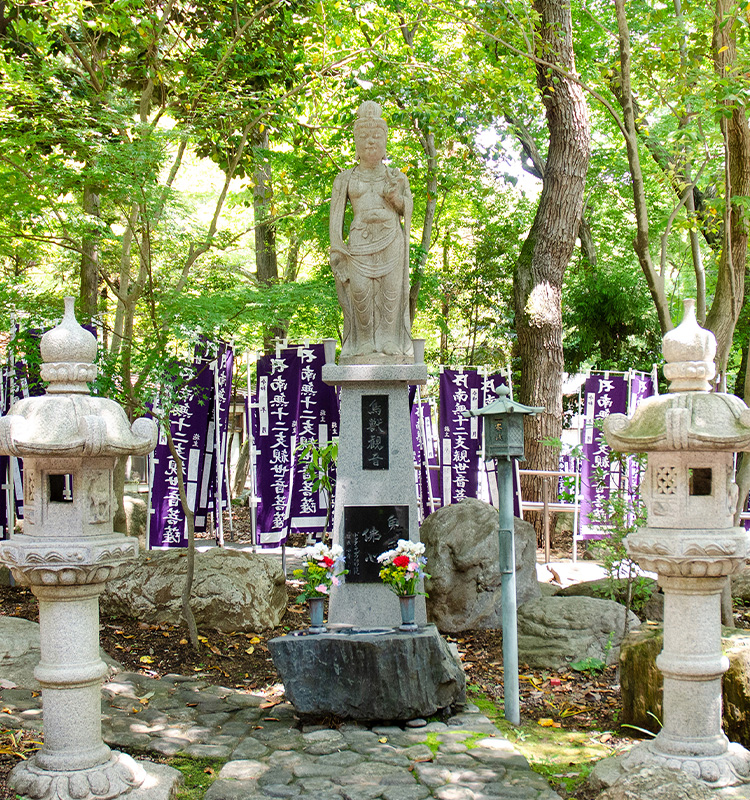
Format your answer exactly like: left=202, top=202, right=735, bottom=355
left=0, top=518, right=682, bottom=799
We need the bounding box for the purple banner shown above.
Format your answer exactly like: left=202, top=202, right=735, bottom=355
left=3, top=329, right=45, bottom=530
left=410, top=394, right=424, bottom=520
left=580, top=374, right=629, bottom=535
left=628, top=372, right=654, bottom=415
left=255, top=348, right=301, bottom=547
left=439, top=369, right=484, bottom=506
left=290, top=344, right=340, bottom=540
left=149, top=347, right=215, bottom=548
left=193, top=344, right=234, bottom=540
left=412, top=400, right=440, bottom=520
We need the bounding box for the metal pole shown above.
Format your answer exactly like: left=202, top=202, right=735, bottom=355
left=496, top=458, right=520, bottom=726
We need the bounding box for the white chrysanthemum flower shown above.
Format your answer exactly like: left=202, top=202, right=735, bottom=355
left=377, top=549, right=397, bottom=563
left=330, top=544, right=344, bottom=560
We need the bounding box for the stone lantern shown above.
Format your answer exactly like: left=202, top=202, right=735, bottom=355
left=0, top=298, right=179, bottom=800
left=604, top=298, right=750, bottom=787
left=464, top=386, right=544, bottom=726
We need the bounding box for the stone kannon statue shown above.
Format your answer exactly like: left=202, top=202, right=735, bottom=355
left=329, top=101, right=414, bottom=365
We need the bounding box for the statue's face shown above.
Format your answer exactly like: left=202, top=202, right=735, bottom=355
left=355, top=125, right=386, bottom=166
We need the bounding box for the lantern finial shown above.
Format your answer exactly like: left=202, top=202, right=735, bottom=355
left=662, top=298, right=716, bottom=393
left=39, top=296, right=97, bottom=393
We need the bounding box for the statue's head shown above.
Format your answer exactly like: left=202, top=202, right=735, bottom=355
left=354, top=101, right=387, bottom=163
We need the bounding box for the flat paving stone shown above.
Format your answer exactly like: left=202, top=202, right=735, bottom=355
left=304, top=741, right=350, bottom=756
left=317, top=751, right=364, bottom=768
left=183, top=743, right=234, bottom=759
left=297, top=777, right=340, bottom=793
left=338, top=788, right=384, bottom=800
left=381, top=787, right=431, bottom=800
left=147, top=738, right=189, bottom=756
left=257, top=769, right=295, bottom=787
left=232, top=737, right=271, bottom=760
left=205, top=779, right=262, bottom=800
left=261, top=786, right=301, bottom=798
left=3, top=656, right=564, bottom=800
left=219, top=761, right=270, bottom=781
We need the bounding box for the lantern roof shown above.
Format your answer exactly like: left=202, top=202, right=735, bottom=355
left=0, top=298, right=157, bottom=458
left=463, top=385, right=545, bottom=419
left=604, top=299, right=750, bottom=453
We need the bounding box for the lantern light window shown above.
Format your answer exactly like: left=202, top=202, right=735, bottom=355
left=49, top=474, right=74, bottom=503
left=689, top=467, right=712, bottom=497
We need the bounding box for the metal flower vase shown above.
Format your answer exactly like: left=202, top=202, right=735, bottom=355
left=398, top=594, right=418, bottom=631
left=308, top=597, right=327, bottom=633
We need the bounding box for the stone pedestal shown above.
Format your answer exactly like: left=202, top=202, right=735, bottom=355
left=269, top=625, right=465, bottom=720
left=323, top=363, right=427, bottom=628
left=618, top=557, right=750, bottom=785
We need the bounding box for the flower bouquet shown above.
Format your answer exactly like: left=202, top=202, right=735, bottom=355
left=378, top=539, right=429, bottom=631
left=293, top=543, right=346, bottom=633
left=293, top=542, right=347, bottom=603
left=377, top=539, right=430, bottom=597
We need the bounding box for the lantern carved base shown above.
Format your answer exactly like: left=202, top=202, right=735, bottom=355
left=621, top=740, right=750, bottom=788
left=10, top=752, right=146, bottom=800
left=9, top=751, right=181, bottom=800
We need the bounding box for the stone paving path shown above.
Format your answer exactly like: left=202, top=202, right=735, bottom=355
left=1, top=673, right=562, bottom=800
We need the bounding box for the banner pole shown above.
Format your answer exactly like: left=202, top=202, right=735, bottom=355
left=213, top=358, right=225, bottom=547
left=416, top=385, right=437, bottom=516
left=247, top=350, right=258, bottom=552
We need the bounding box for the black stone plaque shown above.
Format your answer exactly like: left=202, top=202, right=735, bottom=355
left=362, top=395, right=389, bottom=470
left=343, top=505, right=409, bottom=583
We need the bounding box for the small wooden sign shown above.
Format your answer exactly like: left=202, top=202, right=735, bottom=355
left=343, top=505, right=409, bottom=583
left=362, top=395, right=389, bottom=470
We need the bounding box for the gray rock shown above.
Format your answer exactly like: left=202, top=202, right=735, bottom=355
left=124, top=493, right=148, bottom=545
left=101, top=548, right=286, bottom=632
left=0, top=616, right=120, bottom=690
left=517, top=595, right=640, bottom=669
left=733, top=567, right=750, bottom=604
left=595, top=765, right=714, bottom=800
left=421, top=499, right=540, bottom=632
left=269, top=626, right=465, bottom=721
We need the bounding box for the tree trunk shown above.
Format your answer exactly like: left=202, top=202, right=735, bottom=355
left=513, top=0, right=590, bottom=515
left=408, top=124, right=438, bottom=323
left=705, top=0, right=750, bottom=376
left=612, top=0, right=672, bottom=335
left=253, top=127, right=284, bottom=348
left=79, top=182, right=100, bottom=324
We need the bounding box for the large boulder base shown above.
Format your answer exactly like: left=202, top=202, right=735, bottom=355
left=0, top=616, right=120, bottom=690
left=269, top=625, right=466, bottom=721
left=517, top=595, right=640, bottom=670
left=101, top=548, right=286, bottom=632
left=421, top=498, right=540, bottom=632
left=620, top=623, right=750, bottom=747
